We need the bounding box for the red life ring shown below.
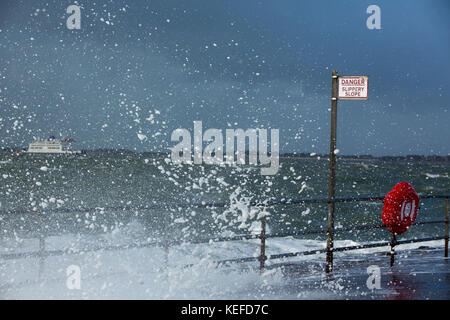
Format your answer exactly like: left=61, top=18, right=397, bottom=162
left=382, top=182, right=419, bottom=235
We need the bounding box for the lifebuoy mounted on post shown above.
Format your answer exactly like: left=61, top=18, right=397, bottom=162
left=382, top=182, right=420, bottom=235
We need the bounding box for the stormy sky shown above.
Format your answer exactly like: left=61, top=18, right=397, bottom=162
left=0, top=0, right=449, bottom=155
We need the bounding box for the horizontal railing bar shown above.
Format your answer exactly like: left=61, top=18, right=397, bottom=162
left=2, top=234, right=448, bottom=269
left=1, top=220, right=446, bottom=261
left=183, top=234, right=260, bottom=244
left=0, top=194, right=448, bottom=217
left=199, top=220, right=446, bottom=243
left=394, top=236, right=448, bottom=246
left=332, top=236, right=448, bottom=253
left=2, top=236, right=447, bottom=283
left=0, top=240, right=163, bottom=260
left=213, top=236, right=448, bottom=266
left=332, top=219, right=445, bottom=233
left=265, top=220, right=446, bottom=239
left=264, top=229, right=326, bottom=238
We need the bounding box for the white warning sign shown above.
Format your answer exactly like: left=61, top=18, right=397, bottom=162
left=338, top=76, right=368, bottom=100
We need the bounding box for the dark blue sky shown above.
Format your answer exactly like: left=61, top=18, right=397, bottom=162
left=0, top=0, right=449, bottom=155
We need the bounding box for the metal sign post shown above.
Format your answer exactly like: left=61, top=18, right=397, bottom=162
left=390, top=233, right=397, bottom=267
left=325, top=71, right=369, bottom=273
left=326, top=70, right=338, bottom=273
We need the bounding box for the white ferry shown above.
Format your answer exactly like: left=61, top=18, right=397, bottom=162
left=24, top=137, right=81, bottom=154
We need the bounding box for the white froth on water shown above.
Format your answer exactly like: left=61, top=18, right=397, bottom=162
left=0, top=220, right=445, bottom=299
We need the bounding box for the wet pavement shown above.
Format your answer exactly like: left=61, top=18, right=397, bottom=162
left=265, top=247, right=450, bottom=299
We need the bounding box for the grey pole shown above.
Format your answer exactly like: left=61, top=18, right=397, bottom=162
left=390, top=233, right=397, bottom=267
left=326, top=70, right=338, bottom=273
left=259, top=207, right=267, bottom=272
left=445, top=198, right=449, bottom=257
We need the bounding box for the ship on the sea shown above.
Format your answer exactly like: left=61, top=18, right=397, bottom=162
left=24, top=137, right=81, bottom=154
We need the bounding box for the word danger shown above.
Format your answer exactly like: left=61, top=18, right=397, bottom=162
left=338, top=76, right=368, bottom=100
left=170, top=121, right=279, bottom=175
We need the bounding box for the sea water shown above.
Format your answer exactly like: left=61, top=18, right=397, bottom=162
left=0, top=152, right=449, bottom=299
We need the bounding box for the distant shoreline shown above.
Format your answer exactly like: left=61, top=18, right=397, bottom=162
left=280, top=153, right=450, bottom=163
left=1, top=148, right=449, bottom=163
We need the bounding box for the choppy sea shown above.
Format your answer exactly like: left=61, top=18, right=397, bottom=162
left=0, top=152, right=449, bottom=299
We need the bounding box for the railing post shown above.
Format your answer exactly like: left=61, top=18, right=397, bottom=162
left=38, top=212, right=46, bottom=279
left=259, top=206, right=267, bottom=272
left=163, top=210, right=170, bottom=270
left=390, top=233, right=396, bottom=267
left=445, top=197, right=449, bottom=258
left=326, top=70, right=338, bottom=273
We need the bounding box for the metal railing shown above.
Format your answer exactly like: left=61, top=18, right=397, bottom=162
left=0, top=194, right=448, bottom=275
